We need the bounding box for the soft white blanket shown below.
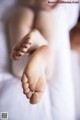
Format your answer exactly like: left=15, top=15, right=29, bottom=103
left=0, top=0, right=80, bottom=120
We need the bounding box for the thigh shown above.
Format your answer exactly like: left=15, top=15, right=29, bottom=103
left=9, top=7, right=35, bottom=48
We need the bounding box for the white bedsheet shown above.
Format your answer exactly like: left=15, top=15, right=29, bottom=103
left=0, top=0, right=80, bottom=120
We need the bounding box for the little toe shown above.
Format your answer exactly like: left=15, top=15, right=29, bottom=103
left=30, top=92, right=43, bottom=104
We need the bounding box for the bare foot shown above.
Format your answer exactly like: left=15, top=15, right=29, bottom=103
left=11, top=29, right=48, bottom=60
left=21, top=45, right=50, bottom=104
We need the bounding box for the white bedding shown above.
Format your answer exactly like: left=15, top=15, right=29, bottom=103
left=0, top=0, right=80, bottom=120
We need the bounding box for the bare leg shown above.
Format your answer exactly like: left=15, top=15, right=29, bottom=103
left=9, top=7, right=48, bottom=61
left=9, top=7, right=35, bottom=60
left=9, top=7, right=35, bottom=77
left=34, top=10, right=56, bottom=79
left=21, top=10, right=55, bottom=104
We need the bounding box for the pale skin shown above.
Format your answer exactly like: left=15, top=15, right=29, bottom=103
left=9, top=0, right=56, bottom=104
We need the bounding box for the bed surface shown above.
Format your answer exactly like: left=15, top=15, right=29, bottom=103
left=0, top=0, right=80, bottom=120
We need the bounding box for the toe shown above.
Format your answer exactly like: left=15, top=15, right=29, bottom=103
left=23, top=88, right=30, bottom=94
left=11, top=50, right=19, bottom=60
left=21, top=74, right=28, bottom=83
left=22, top=83, right=29, bottom=90
left=19, top=48, right=26, bottom=56
left=20, top=47, right=27, bottom=53
left=30, top=92, right=43, bottom=104
left=18, top=42, right=31, bottom=56
left=26, top=91, right=33, bottom=99
left=17, top=51, right=25, bottom=57
left=22, top=43, right=28, bottom=48
left=19, top=37, right=32, bottom=55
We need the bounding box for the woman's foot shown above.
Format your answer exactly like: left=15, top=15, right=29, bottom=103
left=21, top=45, right=50, bottom=104
left=11, top=29, right=48, bottom=60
